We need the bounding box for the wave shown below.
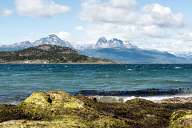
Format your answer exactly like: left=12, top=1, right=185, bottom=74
left=75, top=88, right=192, bottom=97
left=90, top=94, right=192, bottom=103
left=175, top=66, right=182, bottom=69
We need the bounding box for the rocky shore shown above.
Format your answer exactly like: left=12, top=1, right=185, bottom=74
left=0, top=91, right=192, bottom=128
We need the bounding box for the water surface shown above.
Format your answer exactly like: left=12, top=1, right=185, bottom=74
left=0, top=64, right=192, bottom=103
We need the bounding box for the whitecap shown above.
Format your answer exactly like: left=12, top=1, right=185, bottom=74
left=91, top=94, right=192, bottom=103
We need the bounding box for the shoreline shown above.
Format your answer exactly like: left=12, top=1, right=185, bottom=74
left=1, top=94, right=192, bottom=105
left=89, top=94, right=192, bottom=103
left=0, top=91, right=192, bottom=128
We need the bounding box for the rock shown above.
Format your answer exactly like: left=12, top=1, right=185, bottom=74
left=18, top=91, right=84, bottom=119
left=84, top=98, right=171, bottom=128
left=170, top=110, right=192, bottom=128
left=125, top=98, right=155, bottom=106
left=0, top=116, right=89, bottom=128
left=92, top=116, right=130, bottom=128
left=0, top=91, right=132, bottom=128
left=0, top=116, right=131, bottom=128
left=160, top=97, right=192, bottom=104
left=92, top=96, right=124, bottom=103
left=0, top=91, right=192, bottom=128
left=0, top=105, right=24, bottom=123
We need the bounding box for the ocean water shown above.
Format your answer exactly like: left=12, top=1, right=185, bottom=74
left=0, top=64, right=192, bottom=104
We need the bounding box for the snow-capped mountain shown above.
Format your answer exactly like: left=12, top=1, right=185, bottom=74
left=0, top=34, right=72, bottom=51
left=33, top=34, right=72, bottom=48
left=124, top=41, right=138, bottom=49
left=0, top=41, right=33, bottom=51
left=95, top=37, right=125, bottom=49
left=94, top=37, right=138, bottom=49
left=1, top=35, right=192, bottom=63
left=81, top=37, right=191, bottom=64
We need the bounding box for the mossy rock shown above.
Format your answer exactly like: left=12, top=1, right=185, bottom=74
left=92, top=116, right=131, bottom=128
left=0, top=115, right=133, bottom=128
left=0, top=115, right=89, bottom=128
left=125, top=98, right=156, bottom=106
left=88, top=98, right=171, bottom=128
left=0, top=105, right=25, bottom=123
left=2, top=91, right=192, bottom=128
left=170, top=110, right=192, bottom=128
left=18, top=91, right=84, bottom=119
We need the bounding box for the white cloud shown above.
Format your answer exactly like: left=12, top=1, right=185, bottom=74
left=78, top=0, right=191, bottom=53
left=55, top=31, right=88, bottom=47
left=112, top=0, right=136, bottom=8
left=79, top=0, right=182, bottom=40
left=0, top=9, right=12, bottom=16
left=75, top=26, right=84, bottom=31
left=55, top=31, right=72, bottom=41
left=79, top=0, right=184, bottom=40
left=80, top=1, right=183, bottom=28
left=141, top=25, right=168, bottom=38
left=180, top=32, right=192, bottom=42
left=15, top=0, right=70, bottom=17
left=80, top=0, right=139, bottom=25
left=142, top=4, right=184, bottom=28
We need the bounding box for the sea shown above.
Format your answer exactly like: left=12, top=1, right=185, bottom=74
left=0, top=64, right=192, bottom=104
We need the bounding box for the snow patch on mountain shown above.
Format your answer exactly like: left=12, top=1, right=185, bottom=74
left=34, top=34, right=72, bottom=48
left=0, top=34, right=72, bottom=51
left=94, top=37, right=137, bottom=49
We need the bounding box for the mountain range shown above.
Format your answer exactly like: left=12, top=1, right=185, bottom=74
left=81, top=37, right=191, bottom=64
left=0, top=34, right=72, bottom=51
left=0, top=35, right=191, bottom=64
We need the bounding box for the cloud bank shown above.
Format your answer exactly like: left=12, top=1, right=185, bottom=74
left=78, top=0, right=192, bottom=53
left=15, top=0, right=70, bottom=17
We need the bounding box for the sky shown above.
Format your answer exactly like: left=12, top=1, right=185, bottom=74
left=0, top=0, right=192, bottom=53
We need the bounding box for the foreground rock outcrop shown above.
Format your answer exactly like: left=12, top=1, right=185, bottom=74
left=170, top=110, right=192, bottom=128
left=0, top=91, right=192, bottom=128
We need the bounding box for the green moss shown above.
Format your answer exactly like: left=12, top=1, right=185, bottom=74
left=170, top=110, right=192, bottom=128
left=0, top=115, right=133, bottom=128
left=0, top=104, right=26, bottom=123
left=92, top=116, right=130, bottom=128
left=0, top=116, right=89, bottom=128
left=18, top=91, right=84, bottom=119
left=1, top=91, right=192, bottom=128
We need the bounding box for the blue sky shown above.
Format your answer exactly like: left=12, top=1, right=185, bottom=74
left=0, top=0, right=83, bottom=43
left=0, top=0, right=192, bottom=53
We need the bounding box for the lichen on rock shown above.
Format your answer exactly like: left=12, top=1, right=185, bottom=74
left=0, top=116, right=89, bottom=128
left=18, top=91, right=85, bottom=119
left=170, top=110, right=192, bottom=128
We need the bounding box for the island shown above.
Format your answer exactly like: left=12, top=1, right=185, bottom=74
left=0, top=44, right=113, bottom=64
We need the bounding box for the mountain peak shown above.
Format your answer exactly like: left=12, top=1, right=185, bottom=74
left=48, top=34, right=60, bottom=39
left=124, top=41, right=138, bottom=49
left=95, top=37, right=125, bottom=49
left=0, top=34, right=73, bottom=51
left=97, top=37, right=107, bottom=42
left=34, top=34, right=72, bottom=48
